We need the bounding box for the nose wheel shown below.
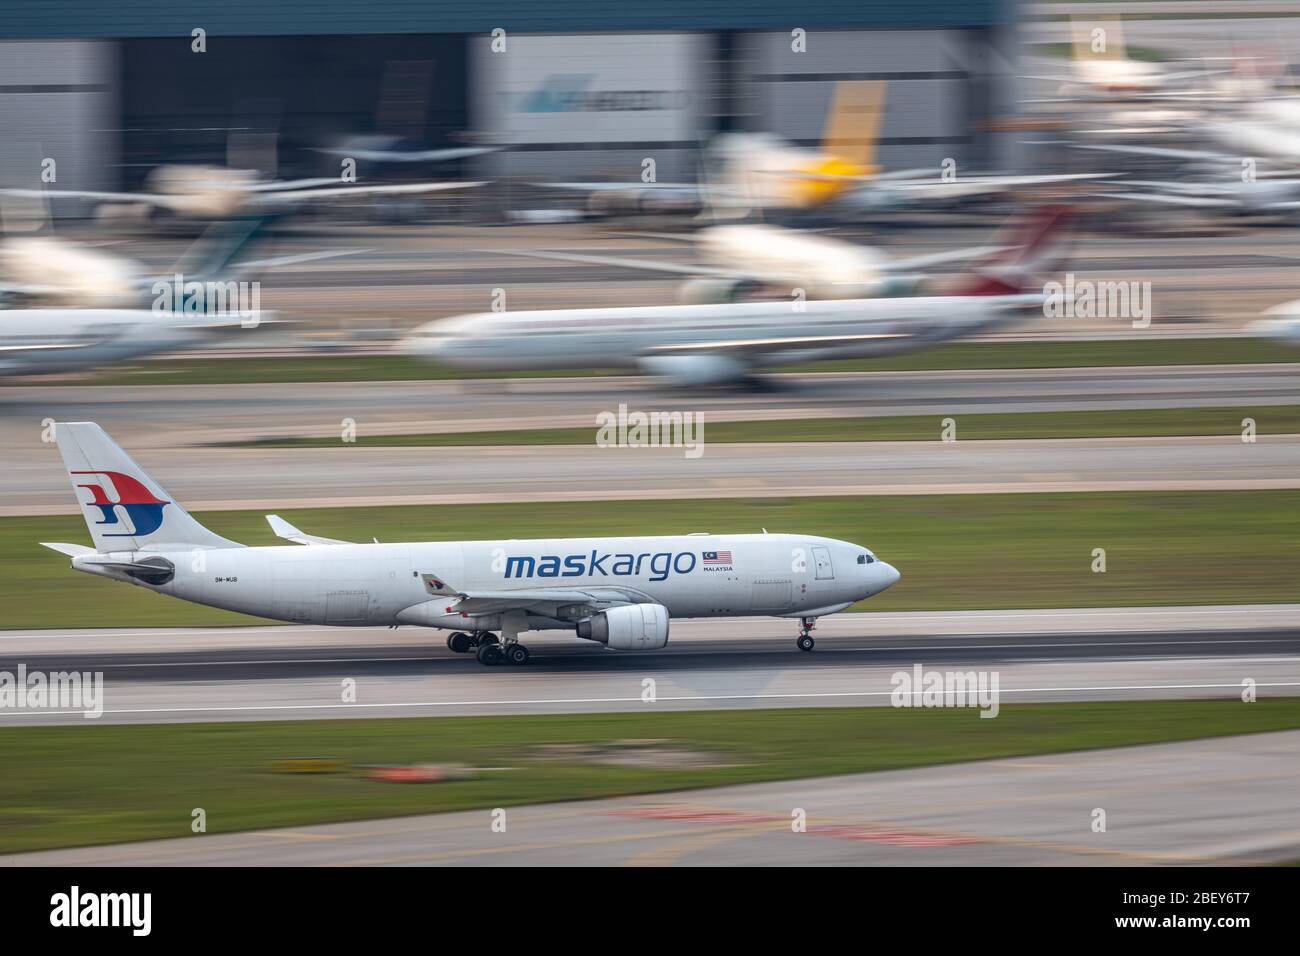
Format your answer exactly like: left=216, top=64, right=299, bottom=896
left=796, top=617, right=817, bottom=652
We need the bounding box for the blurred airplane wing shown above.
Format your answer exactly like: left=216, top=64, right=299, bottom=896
left=1100, top=190, right=1231, bottom=208
left=887, top=246, right=1009, bottom=272
left=314, top=146, right=500, bottom=163
left=544, top=182, right=698, bottom=192
left=257, top=181, right=486, bottom=203
left=1071, top=142, right=1232, bottom=163
left=481, top=247, right=731, bottom=278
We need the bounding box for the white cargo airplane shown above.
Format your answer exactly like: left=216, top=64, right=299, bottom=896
left=42, top=423, right=900, bottom=663
left=403, top=206, right=1069, bottom=385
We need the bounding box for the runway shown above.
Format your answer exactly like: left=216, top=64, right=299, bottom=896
left=3, top=363, right=1298, bottom=512
left=4, top=365, right=1297, bottom=450
left=6, top=728, right=1298, bottom=865
left=2, top=606, right=1296, bottom=724
left=5, top=433, right=1298, bottom=514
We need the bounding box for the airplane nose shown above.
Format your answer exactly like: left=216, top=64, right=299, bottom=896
left=877, top=561, right=901, bottom=591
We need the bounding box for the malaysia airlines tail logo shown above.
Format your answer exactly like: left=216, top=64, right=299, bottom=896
left=71, top=471, right=170, bottom=537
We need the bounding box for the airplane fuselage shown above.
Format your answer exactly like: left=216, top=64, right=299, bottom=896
left=406, top=294, right=1026, bottom=376
left=77, top=532, right=897, bottom=630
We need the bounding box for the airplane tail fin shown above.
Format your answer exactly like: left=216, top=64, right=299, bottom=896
left=169, top=214, right=275, bottom=284
left=821, top=80, right=887, bottom=172
left=53, top=422, right=241, bottom=553
left=955, top=205, right=1073, bottom=297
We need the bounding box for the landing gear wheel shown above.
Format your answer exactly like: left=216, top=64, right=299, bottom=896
left=476, top=633, right=499, bottom=647
left=506, top=644, right=530, bottom=666
left=797, top=633, right=815, bottom=652
left=448, top=632, right=472, bottom=654
left=476, top=643, right=503, bottom=666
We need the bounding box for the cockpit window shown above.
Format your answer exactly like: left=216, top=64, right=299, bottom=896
left=857, top=554, right=874, bottom=564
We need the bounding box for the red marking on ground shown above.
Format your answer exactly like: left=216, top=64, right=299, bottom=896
left=606, top=806, right=977, bottom=847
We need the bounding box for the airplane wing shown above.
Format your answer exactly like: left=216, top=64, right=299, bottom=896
left=1099, top=190, right=1231, bottom=208
left=874, top=173, right=1111, bottom=201
left=544, top=182, right=698, bottom=192
left=1071, top=142, right=1234, bottom=164
left=885, top=246, right=1009, bottom=273
left=265, top=514, right=353, bottom=546
left=253, top=181, right=487, bottom=204
left=0, top=340, right=98, bottom=352
left=0, top=187, right=186, bottom=212
left=416, top=573, right=644, bottom=616
left=481, top=247, right=732, bottom=279
left=314, top=146, right=500, bottom=164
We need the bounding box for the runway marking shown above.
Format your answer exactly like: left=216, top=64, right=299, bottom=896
left=3, top=680, right=1298, bottom=718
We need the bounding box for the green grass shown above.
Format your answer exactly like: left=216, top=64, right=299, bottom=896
left=3, top=700, right=1298, bottom=855
left=12, top=490, right=1300, bottom=628
left=14, top=338, right=1289, bottom=387
left=239, top=405, right=1300, bottom=447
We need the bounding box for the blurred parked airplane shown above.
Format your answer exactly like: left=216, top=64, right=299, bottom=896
left=404, top=207, right=1069, bottom=386
left=0, top=216, right=341, bottom=309
left=43, top=422, right=900, bottom=661
left=0, top=305, right=269, bottom=377
left=1, top=163, right=485, bottom=222
left=1026, top=18, right=1216, bottom=98
left=549, top=82, right=1099, bottom=220
left=491, top=223, right=1006, bottom=303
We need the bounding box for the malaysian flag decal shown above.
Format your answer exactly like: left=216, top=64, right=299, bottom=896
left=702, top=550, right=733, bottom=565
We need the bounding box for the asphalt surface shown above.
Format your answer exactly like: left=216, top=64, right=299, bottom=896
left=6, top=729, right=1298, bottom=865
left=4, top=433, right=1297, bottom=514
left=3, top=364, right=1298, bottom=512
left=2, top=606, right=1295, bottom=724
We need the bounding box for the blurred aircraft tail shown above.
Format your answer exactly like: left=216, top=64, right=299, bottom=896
left=956, top=206, right=1073, bottom=297
left=170, top=214, right=276, bottom=284
left=822, top=80, right=887, bottom=172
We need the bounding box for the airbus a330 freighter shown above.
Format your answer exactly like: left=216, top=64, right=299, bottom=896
left=42, top=423, right=900, bottom=664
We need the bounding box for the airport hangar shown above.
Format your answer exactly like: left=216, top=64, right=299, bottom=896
left=0, top=0, right=1018, bottom=214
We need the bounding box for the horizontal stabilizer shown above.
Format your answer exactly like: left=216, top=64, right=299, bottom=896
left=40, top=542, right=94, bottom=558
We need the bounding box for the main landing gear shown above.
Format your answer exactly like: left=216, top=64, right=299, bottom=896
left=446, top=631, right=530, bottom=666
left=796, top=617, right=817, bottom=652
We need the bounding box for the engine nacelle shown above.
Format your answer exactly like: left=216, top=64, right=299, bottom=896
left=636, top=353, right=750, bottom=386
left=576, top=603, right=670, bottom=650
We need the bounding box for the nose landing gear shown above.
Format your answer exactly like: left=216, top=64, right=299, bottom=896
left=796, top=617, right=817, bottom=652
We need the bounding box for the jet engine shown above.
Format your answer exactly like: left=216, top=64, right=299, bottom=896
left=635, top=353, right=751, bottom=386
left=576, top=603, right=670, bottom=650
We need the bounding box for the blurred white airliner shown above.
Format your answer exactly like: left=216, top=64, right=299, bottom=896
left=403, top=206, right=1070, bottom=386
